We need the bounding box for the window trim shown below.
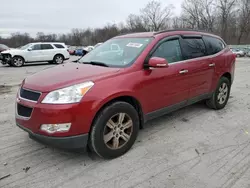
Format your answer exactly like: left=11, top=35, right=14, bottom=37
left=144, top=35, right=183, bottom=65
left=144, top=35, right=228, bottom=67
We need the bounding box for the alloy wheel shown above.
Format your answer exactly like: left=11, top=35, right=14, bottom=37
left=217, top=83, right=228, bottom=105
left=55, top=56, right=63, bottom=64
left=13, top=58, right=23, bottom=67
left=103, top=113, right=133, bottom=150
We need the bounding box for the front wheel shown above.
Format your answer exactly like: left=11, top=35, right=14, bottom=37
left=89, top=101, right=139, bottom=159
left=206, top=77, right=231, bottom=110
left=12, top=56, right=24, bottom=67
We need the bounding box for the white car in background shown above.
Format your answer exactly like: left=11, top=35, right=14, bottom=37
left=230, top=48, right=245, bottom=57
left=0, top=42, right=70, bottom=67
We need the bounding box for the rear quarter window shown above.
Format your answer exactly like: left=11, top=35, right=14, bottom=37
left=203, top=36, right=225, bottom=55
left=54, top=44, right=65, bottom=49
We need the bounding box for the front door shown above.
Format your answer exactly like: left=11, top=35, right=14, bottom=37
left=26, top=44, right=44, bottom=62
left=139, top=37, right=190, bottom=117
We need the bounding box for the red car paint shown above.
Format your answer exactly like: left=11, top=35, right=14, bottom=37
left=16, top=30, right=236, bottom=141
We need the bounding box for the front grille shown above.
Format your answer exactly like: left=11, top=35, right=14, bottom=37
left=17, top=104, right=33, bottom=118
left=20, top=88, right=41, bottom=102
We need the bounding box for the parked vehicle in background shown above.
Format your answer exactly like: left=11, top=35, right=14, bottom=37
left=85, top=46, right=94, bottom=52
left=231, top=48, right=245, bottom=57
left=75, top=46, right=94, bottom=56
left=15, top=30, right=235, bottom=159
left=0, top=44, right=10, bottom=52
left=0, top=42, right=70, bottom=67
left=68, top=46, right=76, bottom=55
left=75, top=47, right=86, bottom=56
left=247, top=51, right=250, bottom=57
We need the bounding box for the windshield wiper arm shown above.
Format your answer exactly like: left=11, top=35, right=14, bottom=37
left=83, top=61, right=109, bottom=67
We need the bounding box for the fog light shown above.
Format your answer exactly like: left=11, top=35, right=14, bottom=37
left=40, top=123, right=71, bottom=134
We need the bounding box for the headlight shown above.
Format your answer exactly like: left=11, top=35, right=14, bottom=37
left=42, top=81, right=94, bottom=104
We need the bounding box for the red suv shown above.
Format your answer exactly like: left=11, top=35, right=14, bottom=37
left=16, top=30, right=236, bottom=159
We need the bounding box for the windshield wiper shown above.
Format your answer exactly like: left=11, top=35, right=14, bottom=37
left=83, top=61, right=109, bottom=67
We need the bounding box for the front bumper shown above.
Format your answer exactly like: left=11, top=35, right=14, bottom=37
left=0, top=53, right=12, bottom=64
left=17, top=122, right=89, bottom=149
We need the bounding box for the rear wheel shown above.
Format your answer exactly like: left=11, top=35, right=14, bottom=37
left=206, top=77, right=231, bottom=110
left=12, top=56, right=24, bottom=67
left=89, top=101, right=139, bottom=159
left=53, top=54, right=64, bottom=64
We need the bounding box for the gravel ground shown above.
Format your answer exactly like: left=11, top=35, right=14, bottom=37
left=0, top=57, right=250, bottom=188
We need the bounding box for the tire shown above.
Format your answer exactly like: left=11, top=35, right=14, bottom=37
left=89, top=101, right=139, bottom=159
left=12, top=56, right=24, bottom=67
left=206, top=77, right=231, bottom=110
left=53, top=54, right=64, bottom=64
left=48, top=61, right=54, bottom=64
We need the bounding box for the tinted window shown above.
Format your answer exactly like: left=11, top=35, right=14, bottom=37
left=54, top=44, right=65, bottom=48
left=31, top=44, right=41, bottom=50
left=151, top=39, right=183, bottom=63
left=180, top=38, right=206, bottom=59
left=41, top=44, right=54, bottom=50
left=203, top=36, right=225, bottom=55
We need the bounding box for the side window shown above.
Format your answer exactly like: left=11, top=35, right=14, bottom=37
left=203, top=36, right=225, bottom=55
left=151, top=39, right=183, bottom=63
left=53, top=44, right=65, bottom=49
left=31, top=44, right=41, bottom=50
left=41, top=44, right=54, bottom=50
left=180, top=38, right=206, bottom=60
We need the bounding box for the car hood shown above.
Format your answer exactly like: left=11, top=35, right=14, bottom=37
left=23, top=63, right=121, bottom=92
left=1, top=49, right=21, bottom=54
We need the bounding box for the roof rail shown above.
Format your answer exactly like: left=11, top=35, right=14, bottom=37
left=154, top=28, right=214, bottom=35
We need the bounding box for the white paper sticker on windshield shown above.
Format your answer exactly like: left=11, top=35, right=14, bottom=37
left=126, top=43, right=143, bottom=48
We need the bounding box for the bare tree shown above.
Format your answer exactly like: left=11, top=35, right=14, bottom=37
left=126, top=14, right=148, bottom=32
left=181, top=0, right=216, bottom=31
left=140, top=0, right=174, bottom=31
left=217, top=0, right=238, bottom=41
left=237, top=0, right=250, bottom=44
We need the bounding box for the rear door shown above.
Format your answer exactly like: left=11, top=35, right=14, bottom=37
left=203, top=35, right=228, bottom=91
left=179, top=36, right=214, bottom=101
left=41, top=44, right=55, bottom=61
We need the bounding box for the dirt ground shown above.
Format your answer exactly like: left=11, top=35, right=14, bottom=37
left=0, top=57, right=250, bottom=188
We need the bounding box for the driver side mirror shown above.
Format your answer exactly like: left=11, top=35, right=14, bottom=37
left=27, top=48, right=32, bottom=51
left=146, top=57, right=169, bottom=68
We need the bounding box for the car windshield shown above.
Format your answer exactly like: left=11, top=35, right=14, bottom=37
left=78, top=37, right=153, bottom=67
left=20, top=43, right=32, bottom=50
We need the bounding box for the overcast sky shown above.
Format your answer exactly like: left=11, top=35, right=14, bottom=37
left=0, top=0, right=183, bottom=37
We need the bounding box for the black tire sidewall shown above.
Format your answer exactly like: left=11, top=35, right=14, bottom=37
left=214, top=77, right=231, bottom=109
left=90, top=102, right=139, bottom=159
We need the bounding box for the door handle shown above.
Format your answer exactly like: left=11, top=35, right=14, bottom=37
left=209, top=63, right=215, bottom=67
left=179, top=70, right=188, bottom=74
